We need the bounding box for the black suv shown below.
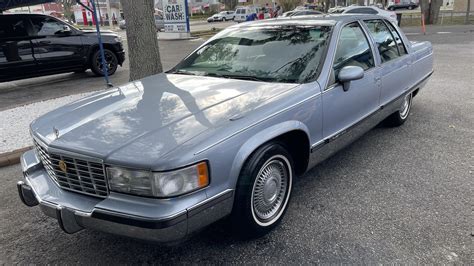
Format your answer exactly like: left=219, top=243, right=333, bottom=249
left=0, top=13, right=125, bottom=82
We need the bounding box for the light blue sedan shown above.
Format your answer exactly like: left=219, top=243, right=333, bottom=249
left=18, top=14, right=433, bottom=243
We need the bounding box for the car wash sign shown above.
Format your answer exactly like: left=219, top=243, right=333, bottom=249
left=163, top=0, right=189, bottom=33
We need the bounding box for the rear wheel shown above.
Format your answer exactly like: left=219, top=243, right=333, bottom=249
left=384, top=92, right=413, bottom=127
left=90, top=48, right=118, bottom=77
left=231, top=142, right=294, bottom=238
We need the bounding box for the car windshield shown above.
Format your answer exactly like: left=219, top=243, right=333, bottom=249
left=171, top=25, right=332, bottom=83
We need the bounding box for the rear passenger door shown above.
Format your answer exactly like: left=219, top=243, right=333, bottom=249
left=0, top=16, right=36, bottom=81
left=363, top=19, right=411, bottom=106
left=322, top=22, right=380, bottom=138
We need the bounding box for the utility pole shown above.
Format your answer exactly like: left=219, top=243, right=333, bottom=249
left=106, top=0, right=114, bottom=28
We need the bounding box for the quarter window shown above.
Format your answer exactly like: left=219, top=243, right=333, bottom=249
left=364, top=19, right=400, bottom=63
left=331, top=22, right=374, bottom=83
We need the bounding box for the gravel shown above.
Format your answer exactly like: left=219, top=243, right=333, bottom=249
left=0, top=92, right=98, bottom=153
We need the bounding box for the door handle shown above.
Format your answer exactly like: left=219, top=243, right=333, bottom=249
left=39, top=41, right=51, bottom=45
left=375, top=77, right=381, bottom=82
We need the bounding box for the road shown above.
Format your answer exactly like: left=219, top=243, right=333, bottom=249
left=0, top=25, right=473, bottom=264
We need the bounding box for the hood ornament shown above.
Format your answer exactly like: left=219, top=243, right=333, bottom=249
left=53, top=127, right=60, bottom=139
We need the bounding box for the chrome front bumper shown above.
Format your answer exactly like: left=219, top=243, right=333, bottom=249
left=18, top=149, right=234, bottom=243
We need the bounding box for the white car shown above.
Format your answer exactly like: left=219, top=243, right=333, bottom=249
left=207, top=11, right=235, bottom=22
left=329, top=6, right=398, bottom=24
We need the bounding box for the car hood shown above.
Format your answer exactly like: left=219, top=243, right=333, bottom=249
left=31, top=73, right=298, bottom=167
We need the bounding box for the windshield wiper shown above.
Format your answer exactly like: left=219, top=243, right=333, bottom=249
left=168, top=69, right=197, bottom=76
left=205, top=73, right=268, bottom=82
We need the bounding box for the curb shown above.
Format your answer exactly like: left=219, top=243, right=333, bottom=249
left=0, top=146, right=32, bottom=168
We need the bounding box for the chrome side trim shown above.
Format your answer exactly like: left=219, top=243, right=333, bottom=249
left=308, top=70, right=433, bottom=170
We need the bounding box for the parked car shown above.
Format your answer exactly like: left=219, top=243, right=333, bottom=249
left=287, top=10, right=324, bottom=16
left=387, top=2, right=419, bottom=10
left=119, top=13, right=165, bottom=31
left=234, top=6, right=258, bottom=22
left=329, top=5, right=398, bottom=24
left=281, top=11, right=295, bottom=17
left=207, top=11, right=235, bottom=22
left=0, top=14, right=125, bottom=82
left=18, top=14, right=433, bottom=243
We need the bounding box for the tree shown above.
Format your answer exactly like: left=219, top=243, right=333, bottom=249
left=56, top=0, right=75, bottom=22
left=279, top=0, right=302, bottom=12
left=419, top=0, right=443, bottom=24
left=466, top=0, right=472, bottom=24
left=120, top=0, right=163, bottom=81
left=223, top=0, right=238, bottom=10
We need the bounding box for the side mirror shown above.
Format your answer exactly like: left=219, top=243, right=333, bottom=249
left=338, top=66, right=364, bottom=92
left=55, top=25, right=71, bottom=35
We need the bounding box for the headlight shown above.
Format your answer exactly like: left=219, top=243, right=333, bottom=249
left=106, top=162, right=209, bottom=197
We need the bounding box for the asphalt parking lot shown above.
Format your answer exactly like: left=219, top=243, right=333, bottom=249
left=0, top=25, right=472, bottom=264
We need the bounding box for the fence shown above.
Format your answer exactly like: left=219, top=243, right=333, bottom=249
left=400, top=10, right=474, bottom=26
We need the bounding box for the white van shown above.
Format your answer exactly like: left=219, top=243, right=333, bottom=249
left=234, top=6, right=258, bottom=22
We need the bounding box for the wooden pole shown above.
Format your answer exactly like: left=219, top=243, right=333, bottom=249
left=421, top=13, right=426, bottom=34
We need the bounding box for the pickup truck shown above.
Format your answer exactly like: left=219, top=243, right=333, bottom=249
left=18, top=14, right=433, bottom=243
left=0, top=14, right=125, bottom=82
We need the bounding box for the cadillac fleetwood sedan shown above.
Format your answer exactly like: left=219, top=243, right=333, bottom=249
left=17, top=14, right=433, bottom=243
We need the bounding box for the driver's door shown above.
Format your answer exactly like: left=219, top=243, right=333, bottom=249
left=28, top=16, right=84, bottom=72
left=322, top=21, right=380, bottom=138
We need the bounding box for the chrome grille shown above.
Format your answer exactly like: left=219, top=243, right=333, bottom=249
left=34, top=140, right=108, bottom=198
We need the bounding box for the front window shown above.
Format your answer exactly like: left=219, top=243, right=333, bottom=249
left=30, top=17, right=67, bottom=36
left=329, top=22, right=374, bottom=86
left=171, top=25, right=332, bottom=83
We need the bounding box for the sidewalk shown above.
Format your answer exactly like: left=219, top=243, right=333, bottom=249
left=0, top=91, right=98, bottom=165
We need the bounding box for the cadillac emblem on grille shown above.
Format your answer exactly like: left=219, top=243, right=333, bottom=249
left=58, top=160, right=67, bottom=172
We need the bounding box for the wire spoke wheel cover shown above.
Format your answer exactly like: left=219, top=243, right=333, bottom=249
left=251, top=155, right=292, bottom=226
left=399, top=93, right=412, bottom=120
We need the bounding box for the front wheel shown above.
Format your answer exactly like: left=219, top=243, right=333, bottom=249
left=90, top=48, right=118, bottom=77
left=384, top=92, right=413, bottom=127
left=230, top=142, right=294, bottom=238
left=223, top=17, right=226, bottom=21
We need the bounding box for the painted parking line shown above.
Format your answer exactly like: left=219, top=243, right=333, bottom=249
left=405, top=32, right=421, bottom=35
left=436, top=31, right=452, bottom=34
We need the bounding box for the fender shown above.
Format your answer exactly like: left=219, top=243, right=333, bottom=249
left=228, top=120, right=310, bottom=187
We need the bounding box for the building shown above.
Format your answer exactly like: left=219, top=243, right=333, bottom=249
left=453, top=0, right=473, bottom=11
left=73, top=0, right=121, bottom=25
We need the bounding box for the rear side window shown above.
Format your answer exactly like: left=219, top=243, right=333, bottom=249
left=330, top=22, right=375, bottom=85
left=364, top=19, right=400, bottom=63
left=0, top=17, right=28, bottom=38
left=384, top=20, right=407, bottom=55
